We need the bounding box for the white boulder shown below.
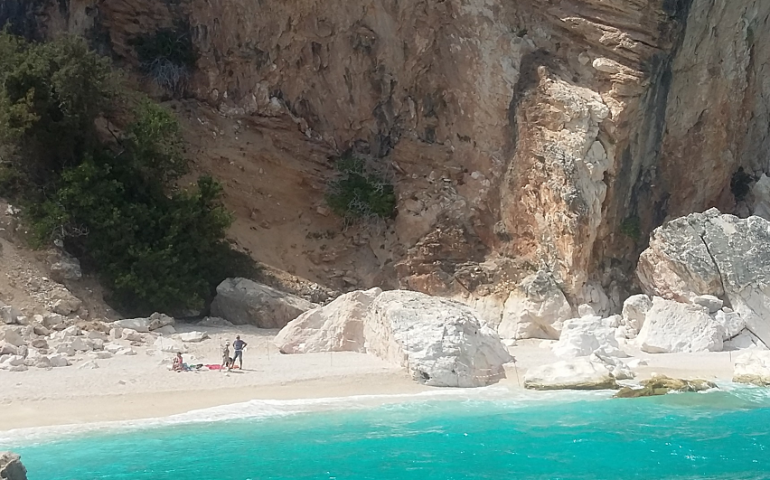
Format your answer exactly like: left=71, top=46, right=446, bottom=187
left=693, top=295, right=724, bottom=313
left=178, top=331, right=209, bottom=343
left=121, top=329, right=144, bottom=342
left=552, top=315, right=627, bottom=359
left=733, top=350, right=770, bottom=386
left=637, top=209, right=770, bottom=347
left=714, top=310, right=746, bottom=340
left=619, top=294, right=651, bottom=339
left=274, top=288, right=381, bottom=354
left=724, top=330, right=768, bottom=351
left=210, top=278, right=316, bottom=328
left=154, top=337, right=187, bottom=353
left=113, top=318, right=152, bottom=333
left=154, top=325, right=176, bottom=335
left=0, top=328, right=25, bottom=347
left=636, top=297, right=723, bottom=353
left=78, top=360, right=99, bottom=370
left=498, top=271, right=573, bottom=340
left=49, top=354, right=69, bottom=367
left=523, top=357, right=618, bottom=390
left=364, top=291, right=512, bottom=387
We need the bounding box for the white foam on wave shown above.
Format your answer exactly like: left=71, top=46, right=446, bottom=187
left=0, top=385, right=610, bottom=447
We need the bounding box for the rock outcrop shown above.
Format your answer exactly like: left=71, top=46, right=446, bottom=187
left=523, top=357, right=618, bottom=391
left=614, top=376, right=717, bottom=398
left=274, top=288, right=380, bottom=354
left=365, top=291, right=512, bottom=387
left=498, top=271, right=573, bottom=340
left=637, top=209, right=770, bottom=347
left=636, top=297, right=724, bottom=353
left=0, top=452, right=27, bottom=480
left=551, top=315, right=626, bottom=359
left=733, top=351, right=770, bottom=386
left=210, top=278, right=316, bottom=329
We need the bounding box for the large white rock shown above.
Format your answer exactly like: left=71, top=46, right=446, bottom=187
left=523, top=357, right=618, bottom=390
left=637, top=209, right=770, bottom=347
left=498, top=271, right=573, bottom=340
left=178, top=331, right=209, bottom=343
left=148, top=312, right=175, bottom=331
left=210, top=278, right=316, bottom=328
left=693, top=295, right=723, bottom=313
left=364, top=291, right=512, bottom=387
left=274, top=288, right=381, bottom=353
left=619, top=294, right=651, bottom=339
left=552, top=315, right=626, bottom=359
left=113, top=318, right=152, bottom=333
left=733, top=350, right=770, bottom=386
left=636, top=297, right=723, bottom=353
left=752, top=174, right=770, bottom=220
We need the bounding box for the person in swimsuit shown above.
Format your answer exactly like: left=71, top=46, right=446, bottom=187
left=172, top=352, right=184, bottom=372
left=232, top=335, right=247, bottom=369
left=222, top=342, right=231, bottom=370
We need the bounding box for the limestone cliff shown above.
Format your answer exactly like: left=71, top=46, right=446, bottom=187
left=3, top=0, right=769, bottom=318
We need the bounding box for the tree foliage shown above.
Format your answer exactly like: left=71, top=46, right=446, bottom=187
left=0, top=31, right=254, bottom=315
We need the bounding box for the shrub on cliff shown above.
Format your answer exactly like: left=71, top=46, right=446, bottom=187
left=325, top=155, right=396, bottom=223
left=128, top=20, right=197, bottom=96
left=0, top=31, right=253, bottom=314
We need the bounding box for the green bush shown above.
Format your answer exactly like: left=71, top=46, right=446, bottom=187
left=620, top=216, right=641, bottom=242
left=0, top=31, right=254, bottom=315
left=325, top=155, right=396, bottom=223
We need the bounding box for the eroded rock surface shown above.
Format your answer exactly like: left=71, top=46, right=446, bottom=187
left=0, top=452, right=27, bottom=480
left=636, top=297, right=723, bottom=353
left=637, top=209, right=770, bottom=346
left=523, top=357, right=618, bottom=391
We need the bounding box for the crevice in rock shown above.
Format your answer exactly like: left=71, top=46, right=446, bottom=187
left=696, top=230, right=728, bottom=304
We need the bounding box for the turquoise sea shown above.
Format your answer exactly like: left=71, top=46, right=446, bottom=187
left=3, top=385, right=770, bottom=480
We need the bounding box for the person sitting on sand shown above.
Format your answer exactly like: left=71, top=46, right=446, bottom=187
left=172, top=352, right=185, bottom=372
left=232, top=335, right=247, bottom=369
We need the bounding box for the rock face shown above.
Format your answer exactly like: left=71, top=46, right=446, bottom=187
left=210, top=278, right=316, bottom=329
left=0, top=452, right=27, bottom=480
left=274, top=288, right=381, bottom=354
left=733, top=351, right=770, bottom=386
left=523, top=357, right=618, bottom=391
left=364, top=291, right=512, bottom=387
left=637, top=209, right=770, bottom=347
left=636, top=297, right=723, bottom=353
left=498, top=271, right=573, bottom=340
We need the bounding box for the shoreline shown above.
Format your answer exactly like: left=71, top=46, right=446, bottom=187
left=0, top=326, right=744, bottom=435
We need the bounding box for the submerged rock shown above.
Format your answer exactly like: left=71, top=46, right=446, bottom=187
left=614, top=375, right=717, bottom=398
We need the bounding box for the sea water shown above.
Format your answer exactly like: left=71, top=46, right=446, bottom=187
left=3, top=385, right=770, bottom=480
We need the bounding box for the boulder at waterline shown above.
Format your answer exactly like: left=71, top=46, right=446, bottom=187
left=523, top=357, right=618, bottom=390
left=497, top=271, right=573, bottom=340
left=614, top=375, right=717, bottom=398
left=0, top=452, right=27, bottom=480
left=365, top=290, right=512, bottom=388
left=637, top=209, right=770, bottom=347
left=733, top=351, right=770, bottom=386
left=274, top=288, right=381, bottom=353
left=210, top=278, right=316, bottom=328
left=636, top=297, right=723, bottom=353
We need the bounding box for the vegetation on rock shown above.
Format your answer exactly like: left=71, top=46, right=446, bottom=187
left=128, top=20, right=197, bottom=96
left=325, top=154, right=396, bottom=224
left=0, top=31, right=253, bottom=315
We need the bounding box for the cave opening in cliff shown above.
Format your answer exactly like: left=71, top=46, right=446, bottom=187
left=730, top=167, right=755, bottom=202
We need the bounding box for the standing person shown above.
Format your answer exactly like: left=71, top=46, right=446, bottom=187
left=222, top=341, right=231, bottom=370
left=232, top=335, right=247, bottom=369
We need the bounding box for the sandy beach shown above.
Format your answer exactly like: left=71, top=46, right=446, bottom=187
left=0, top=322, right=743, bottom=433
